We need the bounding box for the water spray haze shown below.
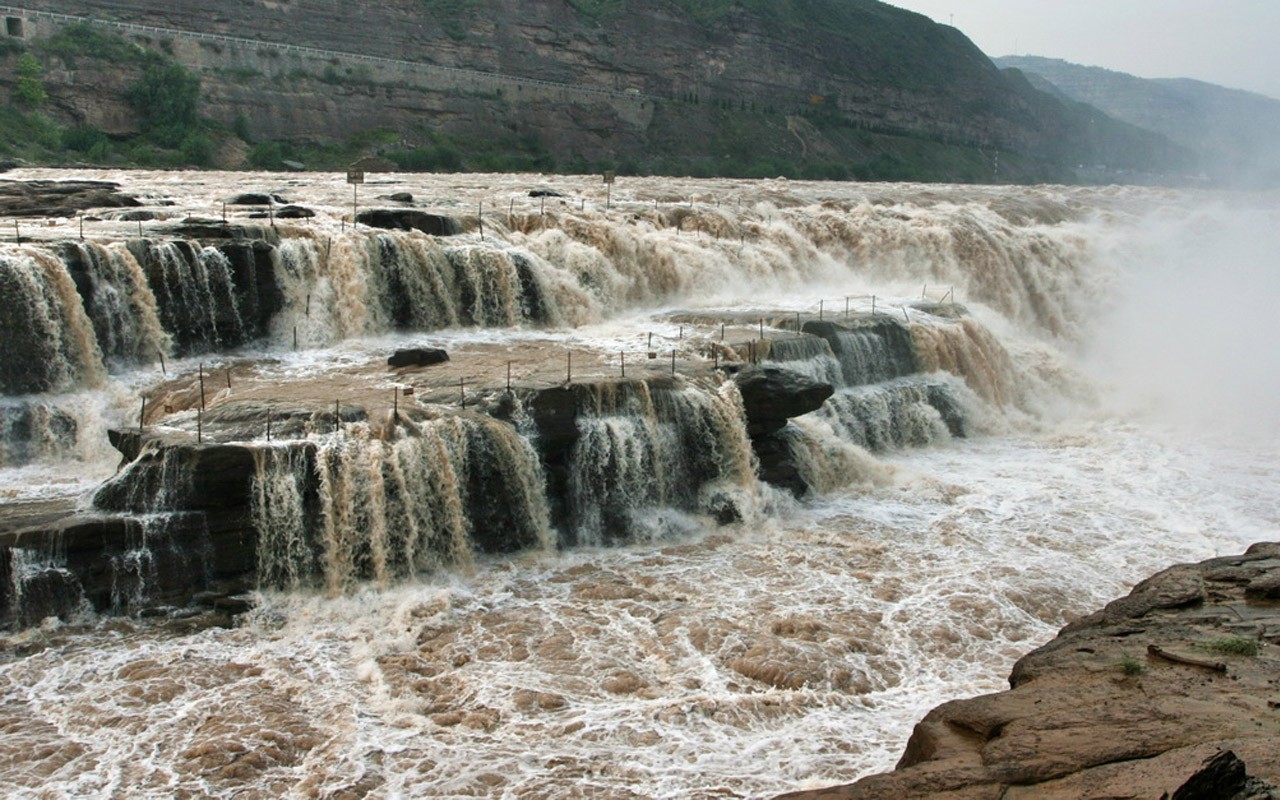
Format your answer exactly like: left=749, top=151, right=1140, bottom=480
left=1090, top=193, right=1280, bottom=438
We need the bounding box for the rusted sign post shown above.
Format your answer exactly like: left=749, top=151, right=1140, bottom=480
left=347, top=169, right=364, bottom=228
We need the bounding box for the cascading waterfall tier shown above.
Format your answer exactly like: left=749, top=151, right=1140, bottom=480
left=252, top=417, right=552, bottom=595
left=559, top=378, right=758, bottom=546
left=0, top=247, right=105, bottom=395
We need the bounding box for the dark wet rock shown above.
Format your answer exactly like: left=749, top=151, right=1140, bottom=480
left=529, top=188, right=566, bottom=198
left=227, top=192, right=289, bottom=206
left=161, top=219, right=279, bottom=242
left=117, top=210, right=157, bottom=221
left=274, top=205, right=316, bottom=219
left=386, top=192, right=414, bottom=203
left=388, top=347, right=450, bottom=369
left=751, top=426, right=809, bottom=498
left=734, top=365, right=834, bottom=437
left=356, top=209, right=462, bottom=236
left=0, top=179, right=141, bottom=217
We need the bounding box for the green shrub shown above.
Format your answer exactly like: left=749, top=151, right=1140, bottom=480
left=62, top=124, right=108, bottom=153
left=127, top=61, right=201, bottom=147
left=13, top=53, right=46, bottom=108
left=1117, top=654, right=1145, bottom=675
left=1198, top=636, right=1260, bottom=657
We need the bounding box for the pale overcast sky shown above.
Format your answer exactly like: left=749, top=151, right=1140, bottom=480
left=885, top=0, right=1280, bottom=99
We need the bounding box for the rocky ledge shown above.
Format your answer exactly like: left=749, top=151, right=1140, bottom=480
left=780, top=544, right=1280, bottom=799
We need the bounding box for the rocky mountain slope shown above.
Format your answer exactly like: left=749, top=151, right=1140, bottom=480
left=0, top=1, right=1190, bottom=182
left=997, top=55, right=1280, bottom=187
left=778, top=543, right=1280, bottom=799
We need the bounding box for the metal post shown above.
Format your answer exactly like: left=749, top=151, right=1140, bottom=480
left=222, top=202, right=226, bottom=222
left=845, top=297, right=849, bottom=319
left=795, top=311, right=801, bottom=331
left=79, top=214, right=84, bottom=241
left=720, top=323, right=725, bottom=341
left=620, top=351, right=625, bottom=378
left=679, top=325, right=683, bottom=339
left=507, top=361, right=512, bottom=392
left=671, top=350, right=676, bottom=376
left=872, top=295, right=876, bottom=314
left=353, top=184, right=358, bottom=228
left=266, top=408, right=272, bottom=442
left=819, top=300, right=824, bottom=321
left=760, top=318, right=764, bottom=339
left=566, top=350, right=572, bottom=384
left=138, top=220, right=143, bottom=238
left=540, top=196, right=545, bottom=216
left=268, top=200, right=275, bottom=229
left=199, top=363, right=206, bottom=410
left=158, top=349, right=167, bottom=376
left=902, top=307, right=910, bottom=324
left=293, top=326, right=298, bottom=350
left=197, top=407, right=203, bottom=444
left=459, top=379, right=466, bottom=409
left=922, top=284, right=927, bottom=300
left=335, top=400, right=341, bottom=433
left=225, top=368, right=231, bottom=390
left=647, top=332, right=653, bottom=349
left=478, top=202, right=484, bottom=241
left=393, top=387, right=398, bottom=419
left=139, top=396, right=146, bottom=433
left=509, top=198, right=514, bottom=227
left=305, top=293, right=311, bottom=318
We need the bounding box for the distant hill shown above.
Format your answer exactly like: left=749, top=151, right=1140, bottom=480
left=0, top=1, right=1191, bottom=183
left=996, top=55, right=1280, bottom=187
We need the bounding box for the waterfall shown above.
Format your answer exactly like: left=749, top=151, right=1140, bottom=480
left=58, top=241, right=170, bottom=368
left=128, top=240, right=245, bottom=356
left=910, top=318, right=1024, bottom=408
left=0, top=248, right=105, bottom=394
left=270, top=232, right=573, bottom=347
left=824, top=324, right=918, bottom=386
left=252, top=416, right=552, bottom=595
left=815, top=378, right=968, bottom=452
left=567, top=379, right=758, bottom=545
left=0, top=400, right=77, bottom=467
left=764, top=336, right=844, bottom=385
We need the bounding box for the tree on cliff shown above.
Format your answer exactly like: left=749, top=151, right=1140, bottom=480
left=13, top=53, right=46, bottom=108
left=127, top=61, right=200, bottom=147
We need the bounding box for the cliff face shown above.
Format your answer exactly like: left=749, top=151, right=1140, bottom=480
left=2, top=1, right=1190, bottom=181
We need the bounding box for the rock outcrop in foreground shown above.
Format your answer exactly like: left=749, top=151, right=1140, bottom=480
left=781, top=543, right=1280, bottom=799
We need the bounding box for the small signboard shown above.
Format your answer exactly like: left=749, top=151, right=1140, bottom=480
left=403, top=387, right=415, bottom=396
left=346, top=170, right=365, bottom=185
left=602, top=171, right=616, bottom=184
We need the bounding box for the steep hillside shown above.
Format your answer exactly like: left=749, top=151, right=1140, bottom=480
left=0, top=1, right=1190, bottom=182
left=997, top=55, right=1280, bottom=186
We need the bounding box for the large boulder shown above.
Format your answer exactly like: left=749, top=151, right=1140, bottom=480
left=388, top=347, right=450, bottom=369
left=734, top=365, right=834, bottom=437
left=0, top=179, right=140, bottom=217
left=356, top=209, right=462, bottom=236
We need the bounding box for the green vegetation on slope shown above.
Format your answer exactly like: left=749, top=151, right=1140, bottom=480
left=2, top=24, right=216, bottom=167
